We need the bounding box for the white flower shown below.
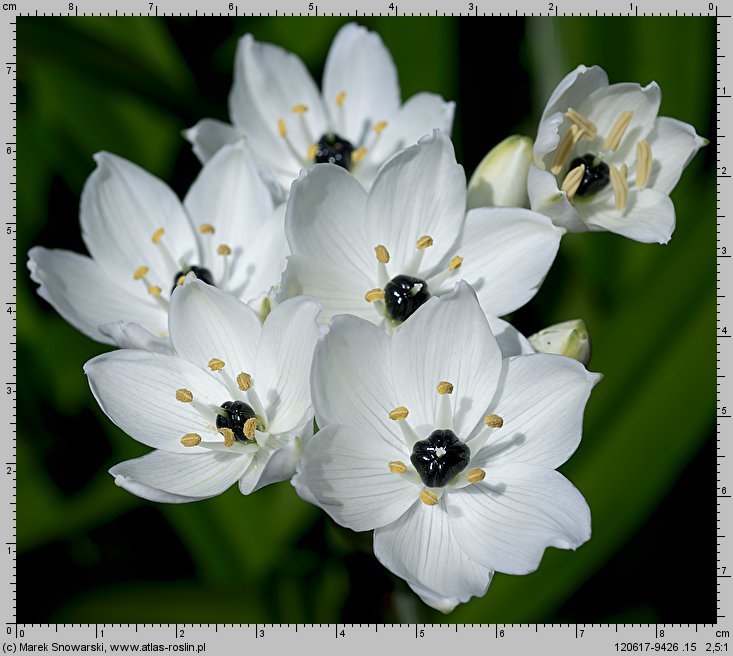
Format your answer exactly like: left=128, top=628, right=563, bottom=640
left=185, top=23, right=455, bottom=192
left=28, top=143, right=288, bottom=352
left=467, top=135, right=533, bottom=209
left=528, top=65, right=707, bottom=244
left=293, top=281, right=598, bottom=612
left=279, top=130, right=563, bottom=332
left=529, top=319, right=591, bottom=365
left=84, top=278, right=321, bottom=503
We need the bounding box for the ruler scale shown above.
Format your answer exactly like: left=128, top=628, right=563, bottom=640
left=3, top=0, right=728, bottom=653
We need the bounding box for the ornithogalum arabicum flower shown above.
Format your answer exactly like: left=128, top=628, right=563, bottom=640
left=294, top=282, right=599, bottom=612
left=85, top=278, right=321, bottom=502
left=528, top=64, right=707, bottom=243
left=528, top=319, right=592, bottom=365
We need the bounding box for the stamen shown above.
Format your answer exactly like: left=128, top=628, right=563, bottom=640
left=148, top=286, right=162, bottom=297
left=375, top=244, right=390, bottom=264
left=373, top=121, right=387, bottom=134
left=175, top=388, right=193, bottom=403
left=277, top=119, right=287, bottom=138
left=151, top=228, right=165, bottom=244
left=449, top=256, right=463, bottom=271
left=133, top=266, right=149, bottom=280
left=636, top=139, right=652, bottom=188
left=352, top=147, right=367, bottom=164
left=335, top=91, right=346, bottom=107
left=243, top=417, right=258, bottom=440
left=307, top=144, right=317, bottom=161
left=219, top=427, right=235, bottom=447
left=610, top=165, right=629, bottom=210
left=603, top=110, right=633, bottom=152
left=437, top=381, right=454, bottom=395
left=150, top=227, right=182, bottom=276
left=620, top=163, right=628, bottom=179
left=217, top=244, right=231, bottom=256
left=416, top=235, right=434, bottom=251
left=208, top=358, right=225, bottom=371
left=181, top=433, right=202, bottom=447
left=419, top=490, right=439, bottom=506
left=388, top=461, right=407, bottom=474
left=466, top=467, right=486, bottom=483
left=436, top=382, right=454, bottom=430
left=237, top=372, right=252, bottom=392
left=485, top=414, right=504, bottom=428
left=550, top=125, right=582, bottom=175
left=176, top=275, right=186, bottom=287
left=365, top=288, right=385, bottom=303
left=291, top=104, right=308, bottom=114
left=389, top=406, right=409, bottom=421
left=198, top=223, right=215, bottom=234
left=565, top=108, right=597, bottom=140
left=561, top=163, right=586, bottom=201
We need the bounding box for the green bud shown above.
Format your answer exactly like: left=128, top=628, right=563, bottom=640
left=467, top=135, right=533, bottom=209
left=528, top=319, right=591, bottom=365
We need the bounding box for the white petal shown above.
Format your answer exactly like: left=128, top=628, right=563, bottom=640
left=390, top=281, right=502, bottom=437
left=472, top=354, right=599, bottom=469
left=527, top=164, right=587, bottom=232
left=109, top=449, right=250, bottom=503
left=169, top=278, right=262, bottom=374
left=322, top=23, right=400, bottom=140
left=373, top=500, right=492, bottom=612
left=645, top=116, right=708, bottom=195
left=452, top=207, right=563, bottom=317
left=184, top=118, right=242, bottom=164
left=80, top=152, right=198, bottom=288
left=229, top=34, right=327, bottom=179
left=279, top=254, right=376, bottom=324
left=285, top=164, right=372, bottom=273
left=85, top=349, right=228, bottom=453
left=447, top=463, right=591, bottom=575
left=238, top=435, right=303, bottom=494
left=488, top=316, right=534, bottom=357
left=366, top=131, right=466, bottom=273
left=582, top=187, right=676, bottom=244
left=311, top=314, right=403, bottom=450
left=184, top=142, right=276, bottom=291
left=99, top=321, right=172, bottom=354
left=27, top=247, right=167, bottom=344
left=293, top=423, right=415, bottom=531
left=255, top=296, right=321, bottom=435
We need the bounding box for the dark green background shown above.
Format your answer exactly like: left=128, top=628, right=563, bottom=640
left=17, top=17, right=715, bottom=622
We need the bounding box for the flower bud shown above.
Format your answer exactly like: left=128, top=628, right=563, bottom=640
left=528, top=319, right=591, bottom=365
left=467, top=135, right=533, bottom=209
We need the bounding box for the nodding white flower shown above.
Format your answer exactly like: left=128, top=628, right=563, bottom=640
left=279, top=130, right=563, bottom=332
left=185, top=23, right=455, bottom=192
left=293, top=282, right=598, bottom=612
left=28, top=143, right=288, bottom=353
left=528, top=65, right=707, bottom=244
left=84, top=279, right=321, bottom=503
left=529, top=319, right=591, bottom=365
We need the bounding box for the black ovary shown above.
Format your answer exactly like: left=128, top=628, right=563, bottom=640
left=314, top=133, right=354, bottom=169
left=171, top=265, right=215, bottom=294
left=410, top=430, right=471, bottom=488
left=384, top=275, right=430, bottom=323
left=215, top=401, right=257, bottom=442
left=569, top=153, right=611, bottom=197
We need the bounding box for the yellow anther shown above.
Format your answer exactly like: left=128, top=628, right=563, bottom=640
left=373, top=120, right=388, bottom=134
left=620, top=163, right=628, bottom=179
left=375, top=244, right=390, bottom=264
left=208, top=358, right=225, bottom=371
left=217, top=244, right=232, bottom=256
left=151, top=227, right=165, bottom=244
left=466, top=467, right=486, bottom=483
left=449, top=256, right=463, bottom=271
left=133, top=266, right=149, bottom=280
left=335, top=91, right=346, bottom=107
left=561, top=163, right=586, bottom=201
left=565, top=108, right=597, bottom=140
left=237, top=372, right=252, bottom=392
left=437, top=381, right=454, bottom=395
left=485, top=413, right=504, bottom=428
left=181, top=433, right=202, bottom=447
left=419, top=490, right=439, bottom=506
left=219, top=427, right=235, bottom=447
left=389, top=406, right=409, bottom=421
left=148, top=285, right=162, bottom=297
left=610, top=164, right=629, bottom=211
left=175, top=388, right=193, bottom=403
left=416, top=235, right=434, bottom=250
left=550, top=124, right=582, bottom=175
left=277, top=119, right=287, bottom=138
left=603, top=110, right=633, bottom=152
left=307, top=143, right=318, bottom=161
left=243, top=417, right=258, bottom=440
left=635, top=139, right=652, bottom=188
left=176, top=275, right=186, bottom=287
left=352, top=147, right=367, bottom=164
left=291, top=103, right=308, bottom=114
left=198, top=223, right=215, bottom=234
left=388, top=461, right=407, bottom=474
left=365, top=288, right=385, bottom=303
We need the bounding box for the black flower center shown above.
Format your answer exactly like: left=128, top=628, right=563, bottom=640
left=384, top=275, right=430, bottom=323
left=410, top=430, right=471, bottom=488
left=569, top=153, right=610, bottom=198
left=171, top=265, right=215, bottom=294
left=215, top=401, right=257, bottom=442
left=314, top=133, right=354, bottom=169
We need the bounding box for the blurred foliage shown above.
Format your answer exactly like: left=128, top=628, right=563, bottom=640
left=17, top=17, right=714, bottom=623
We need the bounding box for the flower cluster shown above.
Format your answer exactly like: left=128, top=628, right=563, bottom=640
left=27, top=24, right=705, bottom=613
